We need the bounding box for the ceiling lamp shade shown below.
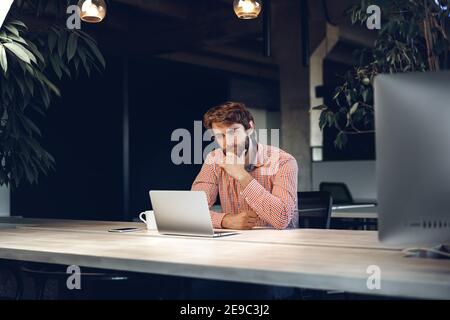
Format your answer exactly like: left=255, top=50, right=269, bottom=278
left=233, top=0, right=262, bottom=20
left=78, top=0, right=107, bottom=23
left=0, top=0, right=14, bottom=28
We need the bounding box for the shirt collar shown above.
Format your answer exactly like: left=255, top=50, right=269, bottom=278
left=245, top=143, right=267, bottom=171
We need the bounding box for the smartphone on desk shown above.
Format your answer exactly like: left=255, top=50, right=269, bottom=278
left=108, top=227, right=141, bottom=233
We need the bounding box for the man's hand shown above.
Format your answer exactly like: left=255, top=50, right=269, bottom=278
left=221, top=210, right=258, bottom=230
left=219, top=152, right=253, bottom=188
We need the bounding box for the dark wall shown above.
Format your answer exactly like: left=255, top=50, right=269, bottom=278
left=12, top=56, right=229, bottom=221
left=12, top=56, right=125, bottom=220
left=129, top=59, right=228, bottom=217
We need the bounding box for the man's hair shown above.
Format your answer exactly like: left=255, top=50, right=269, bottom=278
left=203, top=102, right=254, bottom=130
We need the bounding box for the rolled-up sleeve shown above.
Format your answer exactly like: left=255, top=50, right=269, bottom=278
left=241, top=158, right=298, bottom=229
left=191, top=153, right=226, bottom=228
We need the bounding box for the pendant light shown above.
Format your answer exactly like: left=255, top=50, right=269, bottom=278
left=78, top=0, right=107, bottom=23
left=233, top=0, right=262, bottom=20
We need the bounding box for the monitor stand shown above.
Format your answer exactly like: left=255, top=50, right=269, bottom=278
left=403, top=244, right=450, bottom=260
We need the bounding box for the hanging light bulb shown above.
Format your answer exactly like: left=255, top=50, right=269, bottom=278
left=233, top=0, right=262, bottom=20
left=78, top=0, right=107, bottom=23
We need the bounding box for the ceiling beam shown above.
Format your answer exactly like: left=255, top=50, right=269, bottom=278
left=202, top=45, right=277, bottom=66
left=111, top=0, right=195, bottom=20
left=96, top=9, right=263, bottom=56
left=157, top=51, right=278, bottom=80
left=339, top=24, right=377, bottom=48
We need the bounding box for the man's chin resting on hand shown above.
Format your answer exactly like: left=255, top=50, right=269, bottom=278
left=192, top=101, right=299, bottom=230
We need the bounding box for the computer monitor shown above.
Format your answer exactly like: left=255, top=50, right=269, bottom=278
left=375, top=71, right=450, bottom=248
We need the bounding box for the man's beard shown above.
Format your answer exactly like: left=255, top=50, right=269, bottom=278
left=222, top=136, right=250, bottom=157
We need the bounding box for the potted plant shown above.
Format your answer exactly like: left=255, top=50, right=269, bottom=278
left=1, top=0, right=105, bottom=189
left=316, top=0, right=450, bottom=149
left=1, top=0, right=105, bottom=217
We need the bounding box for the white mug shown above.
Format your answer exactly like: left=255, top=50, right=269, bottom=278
left=139, top=210, right=157, bottom=230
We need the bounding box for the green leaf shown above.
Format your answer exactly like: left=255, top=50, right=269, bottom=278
left=334, top=132, right=348, bottom=149
left=9, top=20, right=28, bottom=29
left=60, top=60, right=71, bottom=77
left=4, top=25, right=19, bottom=37
left=49, top=54, right=63, bottom=79
left=3, top=42, right=31, bottom=64
left=39, top=83, right=51, bottom=107
left=362, top=89, right=369, bottom=102
left=312, top=105, right=327, bottom=111
left=326, top=112, right=336, bottom=128
left=39, top=72, right=61, bottom=96
left=0, top=44, right=7, bottom=74
left=29, top=103, right=46, bottom=117
left=77, top=30, right=97, bottom=44
left=12, top=72, right=26, bottom=96
left=19, top=114, right=42, bottom=137
left=83, top=38, right=106, bottom=68
left=349, top=102, right=359, bottom=115
left=22, top=158, right=37, bottom=184
left=78, top=47, right=87, bottom=65
left=58, top=31, right=67, bottom=58
left=11, top=42, right=37, bottom=65
left=24, top=76, right=35, bottom=96
left=27, top=41, right=45, bottom=65
left=67, top=32, right=78, bottom=62
left=332, top=91, right=341, bottom=100
left=319, top=112, right=327, bottom=129
left=8, top=34, right=28, bottom=45
left=74, top=57, right=80, bottom=72
left=352, top=108, right=365, bottom=123
left=48, top=31, right=57, bottom=53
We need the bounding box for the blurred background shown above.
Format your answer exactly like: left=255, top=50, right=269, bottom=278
left=1, top=0, right=448, bottom=221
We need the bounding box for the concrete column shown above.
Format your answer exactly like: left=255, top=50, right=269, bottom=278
left=310, top=24, right=339, bottom=161
left=272, top=0, right=312, bottom=191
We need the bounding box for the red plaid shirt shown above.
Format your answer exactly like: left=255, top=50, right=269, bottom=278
left=192, top=143, right=298, bottom=229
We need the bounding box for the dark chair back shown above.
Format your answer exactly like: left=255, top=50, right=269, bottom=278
left=319, top=182, right=354, bottom=205
left=297, top=191, right=332, bottom=229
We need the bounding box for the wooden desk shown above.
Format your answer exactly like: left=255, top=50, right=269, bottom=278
left=0, top=218, right=449, bottom=299
left=0, top=217, right=392, bottom=250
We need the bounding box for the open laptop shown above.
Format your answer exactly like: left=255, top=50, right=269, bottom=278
left=149, top=190, right=238, bottom=238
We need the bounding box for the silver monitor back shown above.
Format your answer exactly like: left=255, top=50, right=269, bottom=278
left=375, top=71, right=450, bottom=247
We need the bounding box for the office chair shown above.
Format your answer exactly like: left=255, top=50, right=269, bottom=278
left=319, top=182, right=377, bottom=230
left=297, top=191, right=332, bottom=229
left=319, top=182, right=354, bottom=205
